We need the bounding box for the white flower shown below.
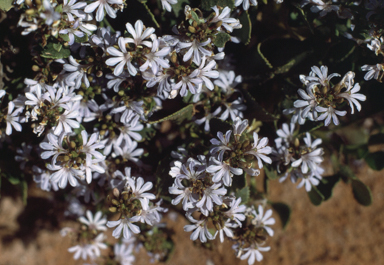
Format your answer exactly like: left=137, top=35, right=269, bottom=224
left=240, top=244, right=270, bottom=264
left=80, top=130, right=105, bottom=164
left=216, top=220, right=236, bottom=243
left=117, top=122, right=144, bottom=143
left=127, top=176, right=156, bottom=210
left=139, top=38, right=170, bottom=74
left=89, top=233, right=107, bottom=257
left=161, top=0, right=177, bottom=12
left=214, top=70, right=242, bottom=95
left=233, top=117, right=248, bottom=140
left=275, top=123, right=295, bottom=147
left=107, top=216, right=141, bottom=239
left=224, top=197, right=246, bottom=226
left=59, top=20, right=85, bottom=46
left=63, top=56, right=90, bottom=89
left=54, top=102, right=80, bottom=135
left=68, top=244, right=95, bottom=260
left=179, top=38, right=212, bottom=65
left=5, top=101, right=23, bottom=135
left=206, top=157, right=243, bottom=186
left=244, top=132, right=272, bottom=168
left=114, top=243, right=135, bottom=265
left=220, top=99, right=246, bottom=121
left=169, top=180, right=195, bottom=210
left=210, top=130, right=232, bottom=161
left=113, top=138, right=144, bottom=162
left=173, top=71, right=203, bottom=96
left=84, top=0, right=122, bottom=21
left=184, top=216, right=214, bottom=243
left=235, top=0, right=257, bottom=10
left=106, top=37, right=137, bottom=76
left=40, top=0, right=61, bottom=25
left=252, top=205, right=275, bottom=236
left=39, top=132, right=68, bottom=160
left=305, top=65, right=340, bottom=87
left=195, top=107, right=222, bottom=132
left=193, top=57, right=219, bottom=91
left=296, top=172, right=321, bottom=192
left=303, top=132, right=322, bottom=149
left=315, top=106, right=347, bottom=126
left=361, top=64, right=383, bottom=81
left=293, top=86, right=318, bottom=119
left=211, top=6, right=241, bottom=33
left=62, top=0, right=87, bottom=21
left=125, top=20, right=155, bottom=48
left=337, top=83, right=366, bottom=114
left=291, top=147, right=323, bottom=174
left=79, top=210, right=107, bottom=231
left=47, top=163, right=83, bottom=188
left=195, top=183, right=227, bottom=215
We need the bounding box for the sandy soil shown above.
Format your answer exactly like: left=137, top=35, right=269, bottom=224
left=1, top=163, right=383, bottom=265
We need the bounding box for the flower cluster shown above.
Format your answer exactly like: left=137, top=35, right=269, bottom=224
left=284, top=65, right=366, bottom=126
left=272, top=123, right=324, bottom=192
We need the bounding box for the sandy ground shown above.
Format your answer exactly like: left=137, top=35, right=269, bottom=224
left=0, top=163, right=383, bottom=265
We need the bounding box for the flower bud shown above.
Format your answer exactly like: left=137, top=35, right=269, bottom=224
left=113, top=188, right=120, bottom=198
left=188, top=26, right=196, bottom=33
left=109, top=207, right=117, bottom=212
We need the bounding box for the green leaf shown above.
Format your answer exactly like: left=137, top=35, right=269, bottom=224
left=209, top=118, right=232, bottom=136
left=365, top=151, right=384, bottom=171
left=214, top=32, right=231, bottom=48
left=241, top=89, right=278, bottom=122
left=138, top=126, right=156, bottom=142
left=339, top=164, right=357, bottom=180
left=264, top=165, right=279, bottom=180
left=74, top=34, right=88, bottom=43
left=0, top=0, right=13, bottom=11
left=41, top=42, right=71, bottom=59
left=6, top=174, right=22, bottom=185
left=201, top=0, right=234, bottom=10
left=235, top=186, right=250, bottom=204
left=60, top=34, right=70, bottom=42
left=307, top=187, right=324, bottom=206
left=53, top=43, right=62, bottom=52
left=271, top=202, right=291, bottom=229
left=351, top=179, right=372, bottom=206
left=172, top=0, right=189, bottom=17
left=233, top=11, right=252, bottom=45
left=274, top=50, right=313, bottom=75
left=148, top=104, right=194, bottom=124
left=316, top=174, right=340, bottom=201
left=344, top=144, right=369, bottom=159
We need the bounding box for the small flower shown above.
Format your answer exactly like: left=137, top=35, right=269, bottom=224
left=68, top=244, right=95, bottom=260
left=206, top=157, right=243, bottom=187
left=127, top=176, right=156, bottom=210
left=240, top=244, right=270, bottom=264
left=315, top=106, right=347, bottom=126
left=291, top=147, right=323, bottom=174
left=195, top=107, right=222, bottom=132
left=235, top=0, right=258, bottom=10
left=84, top=0, right=123, bottom=22
left=62, top=0, right=87, bottom=21
left=184, top=216, right=214, bottom=243
left=106, top=37, right=137, bottom=76
left=79, top=210, right=107, bottom=231
left=63, top=56, right=90, bottom=89
left=223, top=197, right=246, bottom=226
left=125, top=20, right=155, bottom=48
left=211, top=6, right=241, bottom=33
left=244, top=132, right=272, bottom=168
left=361, top=64, right=383, bottom=81
left=193, top=57, right=219, bottom=91
left=337, top=83, right=366, bottom=114
left=40, top=0, right=61, bottom=25
left=5, top=101, right=23, bottom=135
left=107, top=216, right=141, bottom=239
left=214, top=70, right=242, bottom=95
left=139, top=38, right=170, bottom=74
left=161, top=0, right=177, bottom=12
left=210, top=130, right=232, bottom=161
left=179, top=38, right=212, bottom=65
left=195, top=183, right=227, bottom=215
left=114, top=243, right=135, bottom=265
left=252, top=205, right=275, bottom=236
left=232, top=117, right=248, bottom=140
left=54, top=102, right=80, bottom=135
left=305, top=65, right=340, bottom=87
